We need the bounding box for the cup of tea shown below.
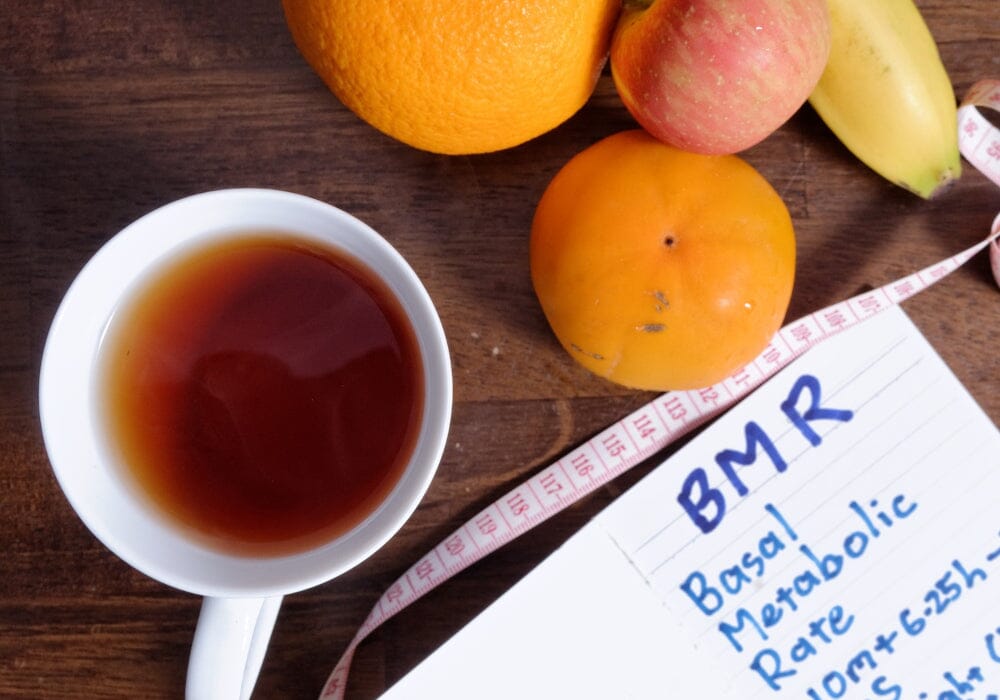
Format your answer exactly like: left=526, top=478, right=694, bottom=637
left=39, top=189, right=452, bottom=699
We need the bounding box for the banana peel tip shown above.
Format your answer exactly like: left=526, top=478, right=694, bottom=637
left=904, top=162, right=962, bottom=200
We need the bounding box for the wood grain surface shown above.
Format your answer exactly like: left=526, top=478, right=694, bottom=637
left=2, top=2, right=998, bottom=698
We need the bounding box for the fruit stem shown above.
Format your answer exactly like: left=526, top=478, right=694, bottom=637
left=622, top=0, right=655, bottom=9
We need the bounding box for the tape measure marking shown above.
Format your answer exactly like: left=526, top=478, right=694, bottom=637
left=319, top=79, right=1000, bottom=699
left=959, top=78, right=1000, bottom=187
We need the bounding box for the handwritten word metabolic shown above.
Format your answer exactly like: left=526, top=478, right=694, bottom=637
left=677, top=373, right=854, bottom=535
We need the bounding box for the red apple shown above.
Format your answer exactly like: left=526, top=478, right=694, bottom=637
left=610, top=0, right=831, bottom=155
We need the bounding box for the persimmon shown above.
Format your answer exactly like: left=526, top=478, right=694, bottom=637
left=530, top=130, right=796, bottom=391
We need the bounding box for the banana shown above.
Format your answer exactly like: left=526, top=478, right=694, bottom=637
left=808, top=0, right=961, bottom=199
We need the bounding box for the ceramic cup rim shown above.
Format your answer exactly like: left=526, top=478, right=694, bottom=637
left=38, top=188, right=452, bottom=598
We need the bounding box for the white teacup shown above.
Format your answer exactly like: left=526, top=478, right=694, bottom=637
left=39, top=189, right=452, bottom=699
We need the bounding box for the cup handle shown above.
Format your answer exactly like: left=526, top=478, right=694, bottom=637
left=186, top=595, right=283, bottom=700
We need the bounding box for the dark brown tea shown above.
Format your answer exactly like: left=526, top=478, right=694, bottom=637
left=98, top=234, right=424, bottom=556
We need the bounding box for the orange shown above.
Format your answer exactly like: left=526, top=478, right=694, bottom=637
left=530, top=130, right=796, bottom=391
left=281, top=0, right=620, bottom=155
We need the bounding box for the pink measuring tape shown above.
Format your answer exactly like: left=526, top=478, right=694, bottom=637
left=319, top=80, right=1000, bottom=699
left=959, top=79, right=1000, bottom=280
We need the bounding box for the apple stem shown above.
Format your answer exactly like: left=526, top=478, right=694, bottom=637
left=622, top=0, right=655, bottom=9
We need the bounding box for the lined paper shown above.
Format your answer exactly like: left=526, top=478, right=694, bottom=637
left=384, top=307, right=1000, bottom=699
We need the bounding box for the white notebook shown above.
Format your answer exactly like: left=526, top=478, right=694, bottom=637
left=384, top=306, right=1000, bottom=699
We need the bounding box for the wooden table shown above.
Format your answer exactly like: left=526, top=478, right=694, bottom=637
left=2, top=2, right=998, bottom=698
